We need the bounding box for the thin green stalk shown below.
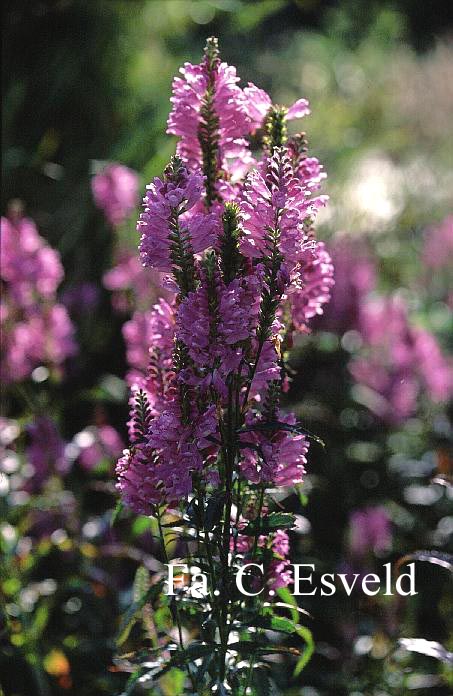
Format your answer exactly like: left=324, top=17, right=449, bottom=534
left=157, top=510, right=196, bottom=692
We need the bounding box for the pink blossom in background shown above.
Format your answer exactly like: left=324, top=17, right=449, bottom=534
left=350, top=295, right=453, bottom=423
left=77, top=425, right=124, bottom=471
left=348, top=506, right=392, bottom=558
left=1, top=214, right=77, bottom=384
left=422, top=215, right=453, bottom=269
left=61, top=282, right=100, bottom=315
left=92, top=163, right=139, bottom=227
left=316, top=235, right=376, bottom=335
left=103, top=250, right=168, bottom=313
left=1, top=216, right=64, bottom=306
left=25, top=416, right=68, bottom=492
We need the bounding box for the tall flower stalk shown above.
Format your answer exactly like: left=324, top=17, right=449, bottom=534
left=116, top=37, right=334, bottom=693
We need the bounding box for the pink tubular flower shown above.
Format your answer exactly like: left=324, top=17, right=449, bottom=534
left=176, top=271, right=262, bottom=394
left=240, top=410, right=309, bottom=487
left=244, top=83, right=310, bottom=131
left=290, top=241, right=335, bottom=331
left=138, top=163, right=216, bottom=273
left=92, top=163, right=139, bottom=227
left=123, top=299, right=176, bottom=419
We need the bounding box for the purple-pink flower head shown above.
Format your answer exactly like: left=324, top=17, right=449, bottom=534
left=240, top=148, right=322, bottom=273
left=240, top=410, right=308, bottom=487
left=138, top=159, right=216, bottom=274
left=116, top=443, right=165, bottom=513
left=243, top=83, right=310, bottom=132
left=145, top=402, right=219, bottom=501
left=167, top=38, right=252, bottom=197
left=176, top=269, right=262, bottom=394
left=290, top=241, right=335, bottom=332
left=92, top=163, right=139, bottom=227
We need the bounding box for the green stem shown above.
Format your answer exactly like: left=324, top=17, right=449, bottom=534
left=157, top=510, right=196, bottom=692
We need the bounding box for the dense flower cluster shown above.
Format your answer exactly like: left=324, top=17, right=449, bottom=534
left=1, top=214, right=77, bottom=383
left=117, top=39, right=334, bottom=515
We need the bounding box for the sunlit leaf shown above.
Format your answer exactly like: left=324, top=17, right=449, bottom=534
left=399, top=638, right=453, bottom=665
left=396, top=550, right=453, bottom=574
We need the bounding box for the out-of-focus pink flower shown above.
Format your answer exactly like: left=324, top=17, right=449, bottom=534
left=61, top=282, right=100, bottom=315
left=1, top=214, right=77, bottom=384
left=92, top=163, right=139, bottom=227
left=350, top=295, right=453, bottom=423
left=349, top=507, right=392, bottom=558
left=316, top=235, right=376, bottom=335
left=77, top=425, right=124, bottom=471
left=103, top=250, right=168, bottom=313
left=1, top=216, right=64, bottom=306
left=422, top=215, right=453, bottom=269
left=25, top=416, right=68, bottom=491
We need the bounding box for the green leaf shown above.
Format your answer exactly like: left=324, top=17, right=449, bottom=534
left=117, top=581, right=163, bottom=646
left=111, top=500, right=124, bottom=527
left=293, top=626, right=315, bottom=676
left=159, top=667, right=186, bottom=695
left=151, top=643, right=216, bottom=680
left=276, top=587, right=299, bottom=623
left=241, top=615, right=296, bottom=634
left=237, top=421, right=325, bottom=447
left=228, top=641, right=301, bottom=657
left=242, top=512, right=296, bottom=535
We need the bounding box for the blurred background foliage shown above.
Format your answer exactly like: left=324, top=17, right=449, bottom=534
left=2, top=1, right=453, bottom=695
